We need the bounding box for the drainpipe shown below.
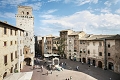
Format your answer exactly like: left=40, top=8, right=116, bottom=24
left=104, top=39, right=107, bottom=70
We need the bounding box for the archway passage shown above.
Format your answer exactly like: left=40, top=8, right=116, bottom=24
left=69, top=56, right=71, bottom=60
left=108, top=62, right=114, bottom=70
left=82, top=58, right=86, bottom=63
left=88, top=58, right=90, bottom=64
left=93, top=60, right=96, bottom=66
left=3, top=72, right=7, bottom=79
left=24, top=58, right=31, bottom=66
left=98, top=61, right=102, bottom=68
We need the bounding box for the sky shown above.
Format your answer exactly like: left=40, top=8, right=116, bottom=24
left=0, top=0, right=120, bottom=36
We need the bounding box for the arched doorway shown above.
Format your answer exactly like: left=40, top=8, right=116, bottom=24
left=24, top=58, right=31, bottom=66
left=3, top=72, right=7, bottom=79
left=93, top=60, right=96, bottom=66
left=69, top=56, right=71, bottom=60
left=82, top=58, right=86, bottom=63
left=88, top=58, right=90, bottom=64
left=10, top=67, right=13, bottom=73
left=79, top=58, right=81, bottom=62
left=98, top=61, right=102, bottom=68
left=108, top=62, right=114, bottom=70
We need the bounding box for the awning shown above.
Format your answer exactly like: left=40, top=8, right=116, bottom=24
left=3, top=71, right=33, bottom=80
left=44, top=54, right=59, bottom=58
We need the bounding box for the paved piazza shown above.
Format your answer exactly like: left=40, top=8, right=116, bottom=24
left=21, top=59, right=120, bottom=80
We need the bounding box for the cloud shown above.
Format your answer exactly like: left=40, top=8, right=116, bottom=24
left=115, top=9, right=120, bottom=15
left=104, top=1, right=111, bottom=7
left=104, top=0, right=120, bottom=7
left=64, top=0, right=98, bottom=6
left=100, top=8, right=111, bottom=13
left=24, top=2, right=42, bottom=10
left=40, top=10, right=120, bottom=35
left=46, top=9, right=58, bottom=14
left=0, top=12, right=15, bottom=18
left=40, top=9, right=58, bottom=19
left=0, top=0, right=27, bottom=6
left=48, top=0, right=61, bottom=2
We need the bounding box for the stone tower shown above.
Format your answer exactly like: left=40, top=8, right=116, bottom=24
left=16, top=6, right=35, bottom=66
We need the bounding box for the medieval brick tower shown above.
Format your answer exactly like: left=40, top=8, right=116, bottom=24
left=16, top=6, right=35, bottom=66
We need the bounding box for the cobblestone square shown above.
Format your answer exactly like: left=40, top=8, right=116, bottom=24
left=21, top=59, right=120, bottom=80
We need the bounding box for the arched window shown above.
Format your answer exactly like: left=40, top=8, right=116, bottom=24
left=22, top=11, right=24, bottom=14
left=27, top=12, right=29, bottom=15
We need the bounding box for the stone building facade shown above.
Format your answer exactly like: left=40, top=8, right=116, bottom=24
left=59, top=29, right=73, bottom=58
left=52, top=37, right=60, bottom=54
left=78, top=34, right=120, bottom=73
left=46, top=35, right=55, bottom=54
left=0, top=21, right=24, bottom=80
left=67, top=31, right=86, bottom=60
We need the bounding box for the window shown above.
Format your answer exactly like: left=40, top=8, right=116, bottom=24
left=10, top=29, right=12, bottom=35
left=93, top=42, right=95, bottom=46
left=15, top=51, right=17, bottom=58
left=27, top=12, right=29, bottom=15
left=83, top=49, right=86, bottom=53
left=15, top=41, right=17, bottom=44
left=26, top=33, right=28, bottom=36
left=10, top=67, right=13, bottom=73
left=99, top=52, right=102, bottom=56
left=15, top=30, right=17, bottom=35
left=69, top=40, right=71, bottom=44
left=88, top=50, right=90, bottom=54
left=20, top=31, right=21, bottom=36
left=108, top=53, right=110, bottom=56
left=4, top=55, right=7, bottom=66
left=11, top=53, right=13, bottom=62
left=22, top=11, right=24, bottom=14
left=20, top=49, right=22, bottom=56
left=87, top=42, right=89, bottom=46
left=4, top=27, right=7, bottom=34
left=4, top=41, right=7, bottom=46
left=108, top=43, right=110, bottom=48
left=15, top=63, right=17, bottom=69
left=20, top=40, right=21, bottom=44
left=99, top=42, right=102, bottom=46
left=80, top=49, right=82, bottom=53
left=26, top=51, right=27, bottom=54
left=80, top=41, right=82, bottom=44
left=10, top=41, right=12, bottom=45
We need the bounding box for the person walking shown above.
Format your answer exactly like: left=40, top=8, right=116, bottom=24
left=50, top=70, right=52, bottom=74
left=33, top=65, right=35, bottom=70
left=46, top=71, right=48, bottom=75
left=41, top=65, right=43, bottom=72
left=76, top=66, right=79, bottom=70
left=70, top=76, right=72, bottom=80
